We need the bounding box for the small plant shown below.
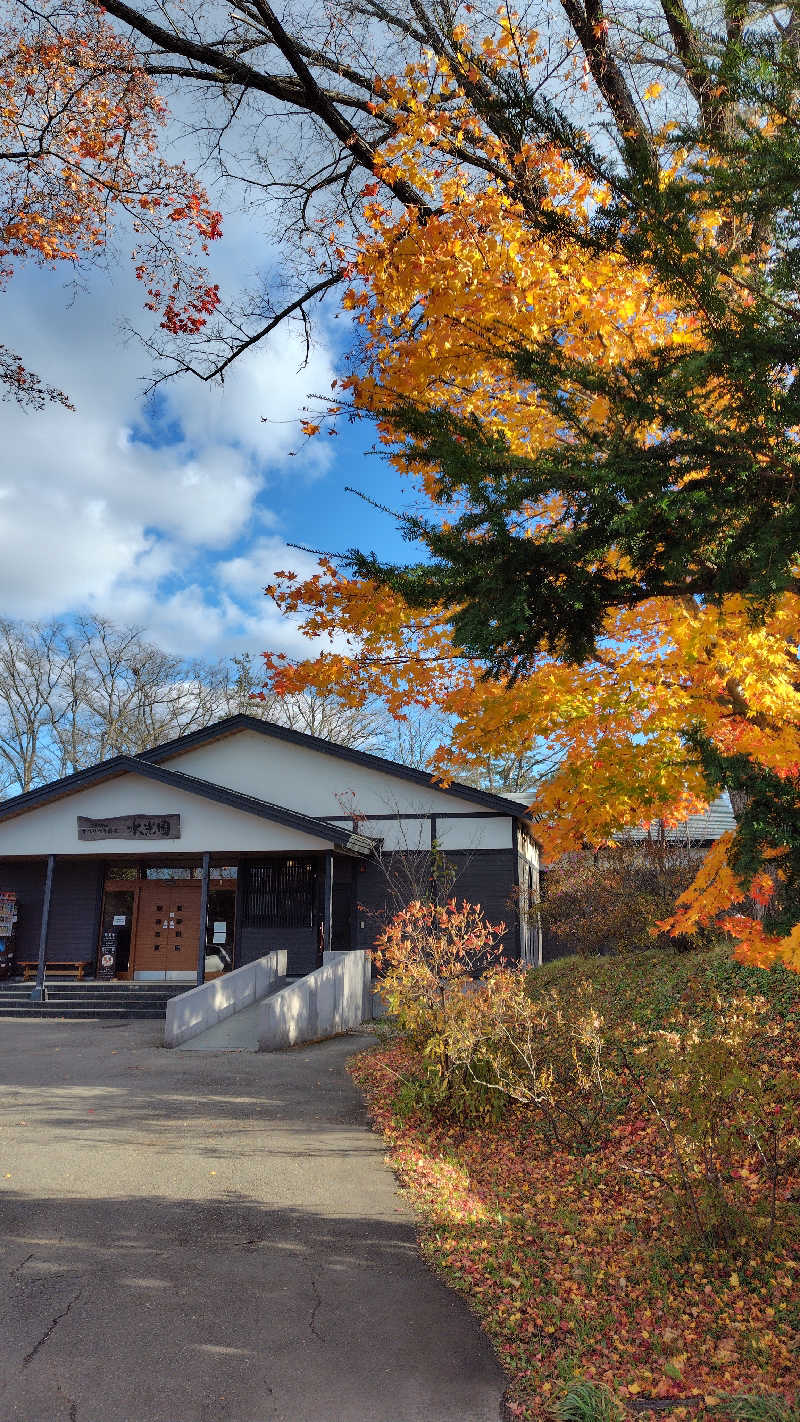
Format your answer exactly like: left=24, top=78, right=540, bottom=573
left=470, top=974, right=626, bottom=1149
left=549, top=1381, right=624, bottom=1422
left=718, top=1396, right=800, bottom=1422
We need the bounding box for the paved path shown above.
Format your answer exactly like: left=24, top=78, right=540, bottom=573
left=0, top=1020, right=506, bottom=1422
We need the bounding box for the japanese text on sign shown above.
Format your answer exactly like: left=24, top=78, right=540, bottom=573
left=77, top=814, right=181, bottom=841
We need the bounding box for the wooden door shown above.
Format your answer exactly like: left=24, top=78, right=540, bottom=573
left=133, top=883, right=202, bottom=976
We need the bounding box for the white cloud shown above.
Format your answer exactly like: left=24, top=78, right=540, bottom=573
left=0, top=248, right=338, bottom=658
left=216, top=536, right=322, bottom=597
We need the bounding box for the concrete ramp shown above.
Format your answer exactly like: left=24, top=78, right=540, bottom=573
left=259, top=950, right=372, bottom=1051
left=177, top=990, right=283, bottom=1051
left=168, top=950, right=373, bottom=1052
left=165, top=951, right=287, bottom=1048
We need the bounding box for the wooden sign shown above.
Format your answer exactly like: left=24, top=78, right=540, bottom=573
left=77, top=813, right=181, bottom=841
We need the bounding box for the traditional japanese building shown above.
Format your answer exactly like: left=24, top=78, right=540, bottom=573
left=0, top=714, right=541, bottom=986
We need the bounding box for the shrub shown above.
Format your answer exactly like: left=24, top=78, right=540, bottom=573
left=375, top=905, right=800, bottom=1246
left=468, top=973, right=626, bottom=1149
left=542, top=838, right=712, bottom=957
left=375, top=900, right=626, bottom=1139
left=616, top=994, right=800, bottom=1246
left=373, top=899, right=509, bottom=1121
left=374, top=897, right=506, bottom=1040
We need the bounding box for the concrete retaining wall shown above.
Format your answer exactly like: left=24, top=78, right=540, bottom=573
left=165, top=951, right=287, bottom=1047
left=258, top=950, right=372, bottom=1051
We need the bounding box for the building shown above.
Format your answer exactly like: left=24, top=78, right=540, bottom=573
left=0, top=714, right=541, bottom=986
left=621, top=792, right=736, bottom=849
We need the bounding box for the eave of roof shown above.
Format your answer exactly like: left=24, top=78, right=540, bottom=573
left=0, top=755, right=376, bottom=855
left=139, top=713, right=537, bottom=821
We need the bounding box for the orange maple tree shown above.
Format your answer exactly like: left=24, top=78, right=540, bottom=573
left=0, top=0, right=222, bottom=405
left=261, top=35, right=800, bottom=972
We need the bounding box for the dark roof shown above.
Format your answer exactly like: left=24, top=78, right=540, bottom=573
left=0, top=755, right=376, bottom=854
left=139, top=713, right=534, bottom=819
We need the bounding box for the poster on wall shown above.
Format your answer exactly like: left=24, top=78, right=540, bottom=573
left=0, top=891, right=16, bottom=938
left=77, top=813, right=180, bottom=841
left=98, top=928, right=118, bottom=979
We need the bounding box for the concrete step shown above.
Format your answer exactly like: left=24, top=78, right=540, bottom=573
left=9, top=979, right=192, bottom=988
left=0, top=982, right=193, bottom=1019
left=2, top=983, right=193, bottom=996
left=0, top=988, right=187, bottom=1001
left=0, top=995, right=178, bottom=1006
left=0, top=1004, right=171, bottom=1019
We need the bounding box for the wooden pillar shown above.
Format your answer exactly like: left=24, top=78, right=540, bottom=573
left=322, top=850, right=333, bottom=956
left=31, top=855, right=55, bottom=1002
left=511, top=818, right=522, bottom=963
left=350, top=858, right=360, bottom=950
left=196, top=852, right=210, bottom=987
left=232, top=859, right=245, bottom=971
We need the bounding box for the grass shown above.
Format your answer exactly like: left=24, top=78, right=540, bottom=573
left=527, top=946, right=800, bottom=1029
left=349, top=947, right=800, bottom=1422
left=550, top=1382, right=625, bottom=1422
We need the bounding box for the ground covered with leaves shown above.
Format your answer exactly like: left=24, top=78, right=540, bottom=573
left=348, top=951, right=800, bottom=1421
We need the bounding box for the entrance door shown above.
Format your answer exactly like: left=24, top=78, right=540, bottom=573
left=133, top=883, right=202, bottom=978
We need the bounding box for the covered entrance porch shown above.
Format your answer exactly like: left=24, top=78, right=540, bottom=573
left=99, top=857, right=238, bottom=982
left=3, top=847, right=366, bottom=995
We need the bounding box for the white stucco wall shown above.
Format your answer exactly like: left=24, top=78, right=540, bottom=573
left=434, top=816, right=512, bottom=851
left=325, top=814, right=514, bottom=851
left=159, top=731, right=517, bottom=849
left=354, top=817, right=431, bottom=851
left=0, top=772, right=334, bottom=857
left=164, top=731, right=483, bottom=817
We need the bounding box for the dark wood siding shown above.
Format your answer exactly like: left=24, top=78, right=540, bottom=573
left=0, top=858, right=103, bottom=968
left=331, top=856, right=355, bottom=952
left=354, top=848, right=520, bottom=962
left=0, top=859, right=46, bottom=963
left=238, top=924, right=318, bottom=976
left=47, top=859, right=104, bottom=966
left=238, top=859, right=319, bottom=976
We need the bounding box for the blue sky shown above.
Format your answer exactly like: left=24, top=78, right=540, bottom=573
left=0, top=213, right=413, bottom=665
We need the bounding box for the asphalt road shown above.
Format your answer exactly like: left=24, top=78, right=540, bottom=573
left=0, top=1020, right=506, bottom=1422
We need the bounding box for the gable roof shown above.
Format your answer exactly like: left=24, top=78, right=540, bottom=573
left=624, top=793, right=736, bottom=844
left=139, top=713, right=534, bottom=819
left=0, top=755, right=376, bottom=855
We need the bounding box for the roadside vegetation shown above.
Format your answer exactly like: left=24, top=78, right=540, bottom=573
left=350, top=917, right=800, bottom=1421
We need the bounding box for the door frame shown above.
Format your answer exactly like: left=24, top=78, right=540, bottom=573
left=97, top=865, right=238, bottom=980
left=131, top=877, right=202, bottom=979
left=98, top=878, right=143, bottom=980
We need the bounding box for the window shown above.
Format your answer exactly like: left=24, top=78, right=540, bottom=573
left=146, top=865, right=201, bottom=880
left=244, top=860, right=314, bottom=929
left=145, top=864, right=238, bottom=880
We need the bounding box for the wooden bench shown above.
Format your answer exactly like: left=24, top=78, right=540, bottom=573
left=19, top=961, right=88, bottom=981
